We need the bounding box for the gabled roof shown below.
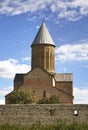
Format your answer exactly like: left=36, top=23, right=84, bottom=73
left=31, top=22, right=55, bottom=46
left=26, top=66, right=54, bottom=78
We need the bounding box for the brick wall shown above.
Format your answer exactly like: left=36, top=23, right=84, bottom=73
left=56, top=81, right=73, bottom=95
left=23, top=67, right=53, bottom=101
left=0, top=104, right=88, bottom=126
left=51, top=87, right=73, bottom=104
left=32, top=44, right=55, bottom=73
left=55, top=81, right=73, bottom=103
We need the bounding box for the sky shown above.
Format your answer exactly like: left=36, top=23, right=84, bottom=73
left=0, top=0, right=88, bottom=105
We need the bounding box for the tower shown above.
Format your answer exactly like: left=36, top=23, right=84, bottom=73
left=31, top=22, right=55, bottom=73
left=5, top=22, right=73, bottom=104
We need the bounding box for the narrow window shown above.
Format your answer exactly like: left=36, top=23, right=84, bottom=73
left=43, top=91, right=46, bottom=97
left=33, top=91, right=35, bottom=94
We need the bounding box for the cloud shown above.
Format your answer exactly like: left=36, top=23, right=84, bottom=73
left=0, top=86, right=13, bottom=104
left=26, top=16, right=37, bottom=21
left=22, top=57, right=31, bottom=62
left=0, top=58, right=30, bottom=79
left=0, top=0, right=88, bottom=21
left=36, top=25, right=40, bottom=29
left=74, top=87, right=88, bottom=104
left=55, top=43, right=88, bottom=62
left=0, top=99, right=5, bottom=105
left=0, top=0, right=49, bottom=15
left=0, top=86, right=13, bottom=96
left=58, top=10, right=82, bottom=21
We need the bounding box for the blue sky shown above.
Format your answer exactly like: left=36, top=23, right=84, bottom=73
left=0, top=0, right=88, bottom=104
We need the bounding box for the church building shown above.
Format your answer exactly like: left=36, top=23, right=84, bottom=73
left=5, top=22, right=74, bottom=104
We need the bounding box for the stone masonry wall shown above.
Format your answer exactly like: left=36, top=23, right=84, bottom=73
left=0, top=104, right=88, bottom=126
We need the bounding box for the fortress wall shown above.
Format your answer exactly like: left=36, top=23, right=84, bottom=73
left=0, top=104, right=88, bottom=126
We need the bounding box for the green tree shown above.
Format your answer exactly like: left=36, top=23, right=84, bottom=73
left=38, top=97, right=49, bottom=104
left=38, top=95, right=60, bottom=104
left=7, top=88, right=35, bottom=104
left=48, top=95, right=60, bottom=104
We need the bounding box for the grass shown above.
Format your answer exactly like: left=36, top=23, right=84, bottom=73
left=0, top=121, right=88, bottom=130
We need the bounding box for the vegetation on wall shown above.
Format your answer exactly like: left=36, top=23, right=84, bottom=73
left=7, top=88, right=35, bottom=104
left=38, top=95, right=60, bottom=104
left=7, top=90, right=60, bottom=104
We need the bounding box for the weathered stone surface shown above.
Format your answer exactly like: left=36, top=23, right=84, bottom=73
left=0, top=104, right=88, bottom=126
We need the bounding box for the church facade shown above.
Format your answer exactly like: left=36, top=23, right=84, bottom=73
left=5, top=23, right=74, bottom=104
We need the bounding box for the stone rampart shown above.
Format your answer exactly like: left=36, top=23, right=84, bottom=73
left=0, top=104, right=88, bottom=126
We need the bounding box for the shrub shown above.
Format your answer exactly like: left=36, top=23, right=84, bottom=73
left=7, top=88, right=35, bottom=104
left=38, top=95, right=60, bottom=104
left=38, top=97, right=49, bottom=104
left=48, top=95, right=60, bottom=104
left=0, top=121, right=88, bottom=130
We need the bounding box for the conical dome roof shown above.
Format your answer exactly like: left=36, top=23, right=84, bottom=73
left=31, top=22, right=55, bottom=46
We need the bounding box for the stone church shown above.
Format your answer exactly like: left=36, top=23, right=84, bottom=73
left=5, top=22, right=74, bottom=104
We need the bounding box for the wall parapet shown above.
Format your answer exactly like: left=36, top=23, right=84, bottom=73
left=0, top=104, right=88, bottom=126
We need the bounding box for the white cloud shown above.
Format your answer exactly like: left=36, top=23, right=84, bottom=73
left=58, top=38, right=67, bottom=42
left=0, top=86, right=13, bottom=96
left=0, top=0, right=49, bottom=15
left=36, top=25, right=40, bottom=29
left=55, top=43, right=88, bottom=62
left=58, top=10, right=82, bottom=21
left=0, top=0, right=88, bottom=21
left=22, top=57, right=31, bottom=62
left=0, top=86, right=13, bottom=105
left=0, top=99, right=5, bottom=105
left=0, top=58, right=30, bottom=79
left=74, top=87, right=88, bottom=104
left=26, top=16, right=37, bottom=21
